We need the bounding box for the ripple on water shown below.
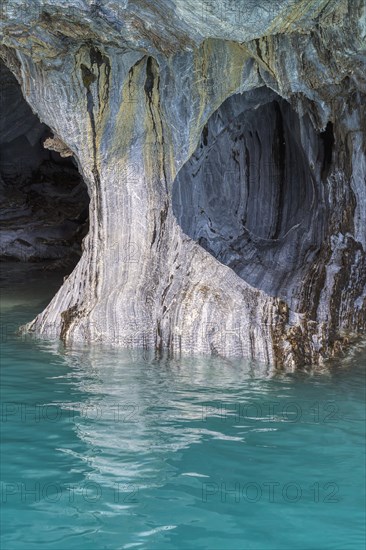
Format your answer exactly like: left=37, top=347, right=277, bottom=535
left=1, top=265, right=365, bottom=549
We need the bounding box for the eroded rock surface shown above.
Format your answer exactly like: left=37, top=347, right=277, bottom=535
left=0, top=0, right=365, bottom=369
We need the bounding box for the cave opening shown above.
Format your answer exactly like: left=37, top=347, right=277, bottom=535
left=173, top=86, right=329, bottom=303
left=0, top=61, right=89, bottom=271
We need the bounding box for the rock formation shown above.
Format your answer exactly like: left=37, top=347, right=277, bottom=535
left=0, top=0, right=365, bottom=369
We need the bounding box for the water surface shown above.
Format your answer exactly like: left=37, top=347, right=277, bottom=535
left=1, top=264, right=365, bottom=549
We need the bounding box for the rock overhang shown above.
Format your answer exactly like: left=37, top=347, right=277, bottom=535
left=0, top=0, right=365, bottom=370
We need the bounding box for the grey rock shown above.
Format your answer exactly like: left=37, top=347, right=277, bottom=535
left=0, top=0, right=365, bottom=369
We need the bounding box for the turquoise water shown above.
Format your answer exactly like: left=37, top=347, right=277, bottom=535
left=1, top=265, right=365, bottom=550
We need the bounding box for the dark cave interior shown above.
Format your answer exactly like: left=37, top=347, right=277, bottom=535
left=0, top=60, right=89, bottom=268
left=173, top=87, right=333, bottom=302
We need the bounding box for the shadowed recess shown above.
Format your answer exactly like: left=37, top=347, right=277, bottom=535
left=173, top=87, right=332, bottom=302
left=0, top=61, right=90, bottom=269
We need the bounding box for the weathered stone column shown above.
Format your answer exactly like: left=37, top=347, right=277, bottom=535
left=1, top=0, right=365, bottom=370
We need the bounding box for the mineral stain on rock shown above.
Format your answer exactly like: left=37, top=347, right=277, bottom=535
left=0, top=0, right=365, bottom=370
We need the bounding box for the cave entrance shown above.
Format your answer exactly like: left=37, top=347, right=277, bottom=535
left=0, top=61, right=89, bottom=271
left=173, top=87, right=327, bottom=301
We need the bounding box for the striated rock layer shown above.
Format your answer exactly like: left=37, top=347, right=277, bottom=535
left=0, top=0, right=365, bottom=369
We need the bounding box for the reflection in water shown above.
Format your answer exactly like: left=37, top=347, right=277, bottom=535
left=51, top=342, right=365, bottom=495
left=1, top=264, right=365, bottom=549
left=55, top=347, right=272, bottom=489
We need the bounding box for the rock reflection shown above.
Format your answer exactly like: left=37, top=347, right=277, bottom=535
left=54, top=347, right=272, bottom=489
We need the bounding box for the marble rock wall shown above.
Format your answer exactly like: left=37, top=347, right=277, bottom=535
left=0, top=0, right=365, bottom=369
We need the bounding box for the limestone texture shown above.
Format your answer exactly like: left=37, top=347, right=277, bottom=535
left=0, top=0, right=365, bottom=370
